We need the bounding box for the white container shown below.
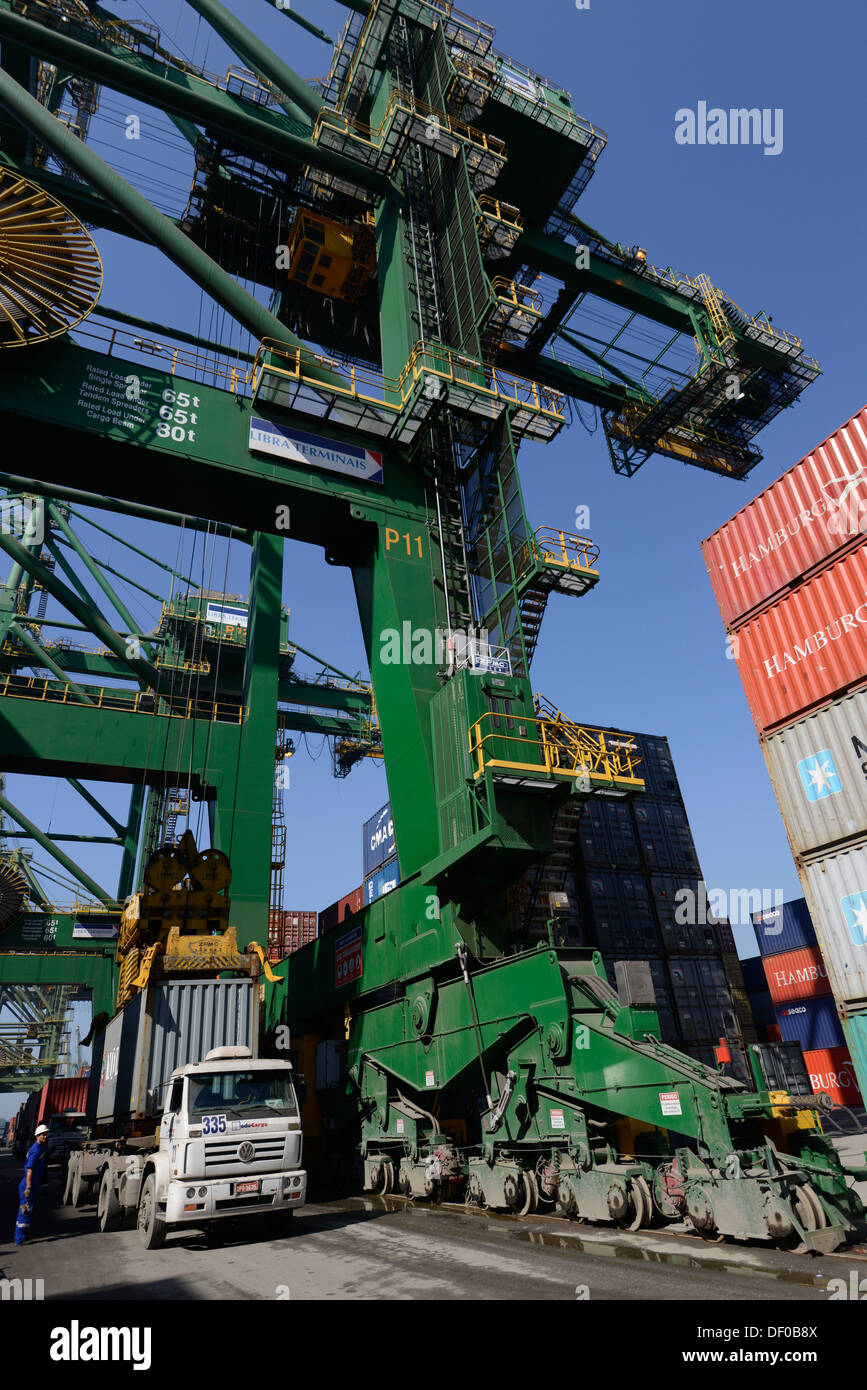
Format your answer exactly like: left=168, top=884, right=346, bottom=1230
left=799, top=839, right=867, bottom=1009
left=762, top=686, right=867, bottom=856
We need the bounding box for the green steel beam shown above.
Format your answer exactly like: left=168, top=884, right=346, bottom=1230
left=518, top=227, right=704, bottom=335
left=8, top=622, right=95, bottom=705
left=0, top=530, right=171, bottom=696
left=0, top=5, right=396, bottom=200
left=289, top=639, right=366, bottom=687
left=280, top=709, right=368, bottom=736
left=0, top=792, right=114, bottom=904
left=0, top=344, right=429, bottom=544
left=280, top=679, right=370, bottom=714
left=66, top=780, right=125, bottom=838
left=556, top=328, right=650, bottom=394
left=0, top=472, right=250, bottom=541
left=0, top=150, right=153, bottom=241
left=67, top=505, right=200, bottom=588
left=185, top=0, right=324, bottom=121
left=2, top=833, right=122, bottom=844
left=48, top=503, right=158, bottom=661
left=497, top=343, right=631, bottom=410
left=118, top=783, right=145, bottom=899
left=261, top=0, right=334, bottom=45
left=0, top=66, right=348, bottom=390
left=0, top=952, right=116, bottom=1020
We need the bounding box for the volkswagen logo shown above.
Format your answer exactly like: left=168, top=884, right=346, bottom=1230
left=237, top=1141, right=255, bottom=1163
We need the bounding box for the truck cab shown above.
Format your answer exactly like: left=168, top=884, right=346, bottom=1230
left=135, top=1045, right=306, bottom=1245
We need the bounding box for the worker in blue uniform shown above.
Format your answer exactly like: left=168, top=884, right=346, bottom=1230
left=14, top=1122, right=49, bottom=1245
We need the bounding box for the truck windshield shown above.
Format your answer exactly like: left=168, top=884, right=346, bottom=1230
left=188, top=1071, right=298, bottom=1118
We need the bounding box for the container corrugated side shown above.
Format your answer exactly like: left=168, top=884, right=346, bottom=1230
left=840, top=1010, right=867, bottom=1102
left=762, top=945, right=832, bottom=1004
left=799, top=839, right=867, bottom=1008
left=802, top=1045, right=863, bottom=1107
left=776, top=995, right=845, bottom=1051
left=733, top=544, right=867, bottom=732
left=37, top=1076, right=90, bottom=1124
left=701, top=405, right=867, bottom=628
left=751, top=897, right=816, bottom=957
left=147, top=979, right=257, bottom=1116
left=96, top=979, right=256, bottom=1122
left=761, top=686, right=867, bottom=857
left=362, top=802, right=396, bottom=880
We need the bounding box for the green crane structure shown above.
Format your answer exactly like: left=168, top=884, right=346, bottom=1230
left=0, top=0, right=860, bottom=1251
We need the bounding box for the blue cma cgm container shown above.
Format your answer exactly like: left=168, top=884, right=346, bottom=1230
left=776, top=996, right=845, bottom=1052
left=363, top=802, right=397, bottom=879
left=365, top=858, right=399, bottom=905
left=751, top=898, right=817, bottom=959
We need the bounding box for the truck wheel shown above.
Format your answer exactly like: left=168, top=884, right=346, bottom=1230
left=71, top=1168, right=89, bottom=1209
left=97, top=1169, right=122, bottom=1233
left=137, top=1175, right=166, bottom=1250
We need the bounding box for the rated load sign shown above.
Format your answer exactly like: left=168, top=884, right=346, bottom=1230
left=335, top=924, right=362, bottom=987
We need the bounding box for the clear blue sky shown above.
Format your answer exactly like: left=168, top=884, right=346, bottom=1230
left=5, top=0, right=867, bottom=1095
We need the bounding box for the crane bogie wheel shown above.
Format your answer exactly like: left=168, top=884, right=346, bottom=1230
left=620, top=1176, right=652, bottom=1231
left=0, top=168, right=102, bottom=349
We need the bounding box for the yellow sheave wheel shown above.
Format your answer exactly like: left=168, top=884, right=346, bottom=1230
left=0, top=167, right=102, bottom=348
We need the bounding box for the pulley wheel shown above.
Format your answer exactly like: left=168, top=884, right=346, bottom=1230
left=0, top=858, right=27, bottom=928
left=0, top=167, right=102, bottom=348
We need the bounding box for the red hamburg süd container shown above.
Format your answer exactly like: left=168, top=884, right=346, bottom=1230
left=733, top=544, right=867, bottom=732
left=803, top=1045, right=863, bottom=1107
left=763, top=945, right=832, bottom=1004
left=702, top=406, right=867, bottom=628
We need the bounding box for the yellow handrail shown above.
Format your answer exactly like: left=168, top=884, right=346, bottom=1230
left=468, top=712, right=643, bottom=785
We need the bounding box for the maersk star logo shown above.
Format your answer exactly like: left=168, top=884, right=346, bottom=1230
left=841, top=891, right=867, bottom=947
left=797, top=749, right=842, bottom=801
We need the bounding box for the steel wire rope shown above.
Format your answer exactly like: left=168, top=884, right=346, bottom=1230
left=183, top=518, right=221, bottom=839
left=138, top=515, right=192, bottom=854
left=194, top=527, right=233, bottom=847
left=166, top=523, right=203, bottom=841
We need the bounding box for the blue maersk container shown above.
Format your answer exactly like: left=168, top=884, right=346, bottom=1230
left=751, top=898, right=817, bottom=959
left=365, top=858, right=399, bottom=905
left=776, top=996, right=845, bottom=1052
left=363, top=802, right=397, bottom=879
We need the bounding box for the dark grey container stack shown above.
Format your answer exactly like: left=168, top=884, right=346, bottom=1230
left=567, top=729, right=753, bottom=1065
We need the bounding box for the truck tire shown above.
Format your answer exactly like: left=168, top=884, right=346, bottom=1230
left=71, top=1167, right=89, bottom=1209
left=137, top=1175, right=166, bottom=1250
left=97, top=1168, right=122, bottom=1232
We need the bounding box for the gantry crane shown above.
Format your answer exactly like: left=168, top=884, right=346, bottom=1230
left=0, top=0, right=858, bottom=1250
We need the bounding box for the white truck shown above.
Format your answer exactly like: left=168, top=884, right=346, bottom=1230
left=66, top=978, right=306, bottom=1248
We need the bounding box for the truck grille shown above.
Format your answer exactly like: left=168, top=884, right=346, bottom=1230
left=204, top=1137, right=286, bottom=1169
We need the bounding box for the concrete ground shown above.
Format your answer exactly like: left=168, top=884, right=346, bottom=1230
left=1, top=1149, right=865, bottom=1302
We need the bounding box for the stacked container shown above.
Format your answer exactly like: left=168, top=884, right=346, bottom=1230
left=750, top=897, right=861, bottom=1106
left=362, top=801, right=400, bottom=905
left=568, top=730, right=751, bottom=1066
left=703, top=404, right=867, bottom=1106
left=268, top=908, right=317, bottom=959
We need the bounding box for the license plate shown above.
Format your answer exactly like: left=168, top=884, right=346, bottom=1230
left=235, top=1180, right=259, bottom=1195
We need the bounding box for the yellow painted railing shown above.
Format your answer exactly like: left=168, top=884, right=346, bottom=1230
left=523, top=526, right=600, bottom=575
left=468, top=712, right=644, bottom=786
left=0, top=672, right=244, bottom=723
